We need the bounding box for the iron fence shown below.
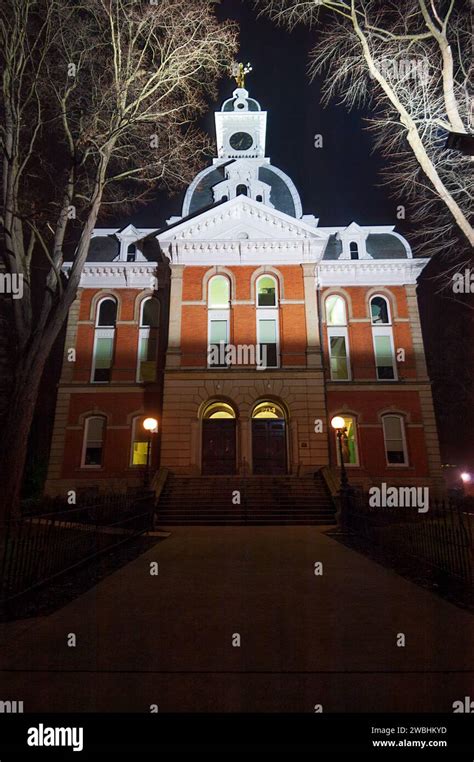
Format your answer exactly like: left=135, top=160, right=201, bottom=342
left=0, top=492, right=155, bottom=605
left=339, top=489, right=473, bottom=587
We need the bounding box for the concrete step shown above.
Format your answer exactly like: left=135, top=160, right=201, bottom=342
left=157, top=473, right=336, bottom=526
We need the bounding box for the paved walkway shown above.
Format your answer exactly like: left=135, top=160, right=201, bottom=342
left=1, top=526, right=473, bottom=712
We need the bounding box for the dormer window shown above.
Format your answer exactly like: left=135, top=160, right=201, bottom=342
left=350, top=241, right=359, bottom=260
left=127, top=243, right=136, bottom=262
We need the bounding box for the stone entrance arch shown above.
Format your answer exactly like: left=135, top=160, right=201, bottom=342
left=251, top=400, right=288, bottom=475
left=201, top=400, right=237, bottom=475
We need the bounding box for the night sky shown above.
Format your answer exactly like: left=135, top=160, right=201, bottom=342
left=130, top=0, right=408, bottom=232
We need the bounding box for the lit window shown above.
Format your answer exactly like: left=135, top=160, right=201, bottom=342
left=257, top=275, right=277, bottom=307
left=370, top=296, right=396, bottom=380
left=326, top=295, right=347, bottom=326
left=137, top=297, right=159, bottom=382
left=208, top=276, right=230, bottom=367
left=130, top=417, right=150, bottom=466
left=92, top=298, right=117, bottom=383
left=326, top=295, right=350, bottom=380
left=82, top=416, right=105, bottom=467
left=335, top=415, right=358, bottom=466
left=329, top=335, right=349, bottom=380
left=382, top=415, right=408, bottom=465
left=208, top=275, right=230, bottom=308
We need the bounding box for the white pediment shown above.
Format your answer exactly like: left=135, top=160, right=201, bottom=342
left=156, top=197, right=329, bottom=266
left=157, top=196, right=327, bottom=244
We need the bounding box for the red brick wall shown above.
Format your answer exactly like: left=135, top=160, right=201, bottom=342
left=180, top=265, right=308, bottom=367
left=321, top=286, right=417, bottom=381
left=327, top=389, right=429, bottom=478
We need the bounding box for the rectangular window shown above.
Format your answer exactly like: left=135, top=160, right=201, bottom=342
left=82, top=417, right=105, bottom=467
left=373, top=331, right=396, bottom=380
left=335, top=416, right=358, bottom=466
left=92, top=330, right=114, bottom=382
left=137, top=329, right=158, bottom=382
left=383, top=416, right=408, bottom=465
left=328, top=329, right=350, bottom=380
left=208, top=318, right=229, bottom=367
left=258, top=318, right=278, bottom=368
left=131, top=419, right=149, bottom=466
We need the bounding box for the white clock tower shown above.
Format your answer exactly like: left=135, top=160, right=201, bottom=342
left=179, top=65, right=305, bottom=220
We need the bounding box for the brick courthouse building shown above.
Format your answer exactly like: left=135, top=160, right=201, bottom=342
left=45, top=83, right=443, bottom=502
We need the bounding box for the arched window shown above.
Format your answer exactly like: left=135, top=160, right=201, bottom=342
left=202, top=401, right=236, bottom=419
left=382, top=414, right=408, bottom=465
left=256, top=275, right=279, bottom=368
left=334, top=415, right=358, bottom=466
left=370, top=295, right=391, bottom=325
left=137, top=297, right=160, bottom=382
left=96, top=298, right=117, bottom=327
left=256, top=194, right=263, bottom=202
left=127, top=243, right=136, bottom=262
left=236, top=184, right=248, bottom=196
left=208, top=275, right=230, bottom=308
left=81, top=416, right=106, bottom=467
left=349, top=241, right=359, bottom=260
left=325, top=295, right=350, bottom=380
left=325, top=294, right=347, bottom=326
left=256, top=275, right=277, bottom=307
left=92, top=297, right=117, bottom=382
left=208, top=275, right=230, bottom=367
left=370, top=295, right=396, bottom=380
left=130, top=416, right=150, bottom=466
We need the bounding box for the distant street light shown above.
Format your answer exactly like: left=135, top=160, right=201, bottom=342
left=143, top=417, right=158, bottom=489
left=461, top=472, right=471, bottom=484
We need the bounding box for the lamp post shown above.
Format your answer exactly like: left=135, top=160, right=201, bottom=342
left=143, top=417, right=158, bottom=489
left=331, top=416, right=349, bottom=491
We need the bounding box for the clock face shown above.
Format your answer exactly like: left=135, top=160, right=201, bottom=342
left=229, top=131, right=253, bottom=151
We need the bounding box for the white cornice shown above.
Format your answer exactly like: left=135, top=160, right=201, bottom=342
left=165, top=238, right=326, bottom=266
left=317, top=258, right=429, bottom=286
left=62, top=263, right=159, bottom=289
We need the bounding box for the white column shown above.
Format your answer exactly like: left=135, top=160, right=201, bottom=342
left=302, top=263, right=322, bottom=368
left=166, top=264, right=185, bottom=368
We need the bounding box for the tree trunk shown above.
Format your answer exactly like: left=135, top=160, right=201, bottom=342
left=0, top=356, right=48, bottom=523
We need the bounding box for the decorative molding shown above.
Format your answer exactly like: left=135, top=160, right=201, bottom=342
left=65, top=263, right=159, bottom=289
left=317, top=259, right=429, bottom=286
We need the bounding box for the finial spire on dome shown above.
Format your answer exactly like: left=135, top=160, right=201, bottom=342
left=231, top=61, right=253, bottom=89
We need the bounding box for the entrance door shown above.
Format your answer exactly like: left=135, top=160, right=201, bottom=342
left=252, top=419, right=287, bottom=475
left=202, top=419, right=236, bottom=475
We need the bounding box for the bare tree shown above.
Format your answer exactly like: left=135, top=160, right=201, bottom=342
left=0, top=0, right=238, bottom=519
left=257, top=0, right=473, bottom=257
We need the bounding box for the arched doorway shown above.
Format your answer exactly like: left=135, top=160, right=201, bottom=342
left=201, top=401, right=237, bottom=475
left=251, top=401, right=287, bottom=475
